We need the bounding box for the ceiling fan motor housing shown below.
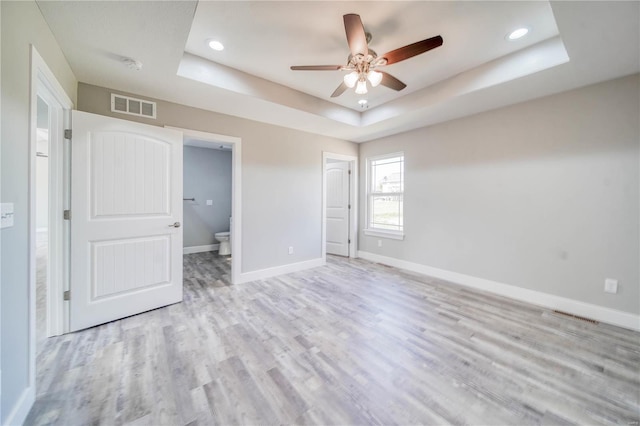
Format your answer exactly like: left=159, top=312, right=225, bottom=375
left=289, top=13, right=442, bottom=97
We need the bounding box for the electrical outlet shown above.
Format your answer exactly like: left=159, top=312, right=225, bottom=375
left=206, top=200, right=213, bottom=206
left=377, top=239, right=382, bottom=247
left=604, top=278, right=618, bottom=294
left=288, top=246, right=294, bottom=255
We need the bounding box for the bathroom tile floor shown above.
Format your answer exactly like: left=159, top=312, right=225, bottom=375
left=183, top=250, right=232, bottom=287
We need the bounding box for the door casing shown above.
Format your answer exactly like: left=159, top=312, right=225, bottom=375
left=322, top=152, right=358, bottom=260
left=166, top=126, right=242, bottom=284
left=28, top=45, right=74, bottom=413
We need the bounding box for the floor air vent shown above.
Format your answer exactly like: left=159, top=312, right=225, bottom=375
left=552, top=310, right=599, bottom=324
left=111, top=93, right=156, bottom=119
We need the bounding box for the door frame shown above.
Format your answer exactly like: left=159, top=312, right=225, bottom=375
left=28, top=45, right=73, bottom=395
left=166, top=126, right=242, bottom=284
left=322, top=152, right=358, bottom=260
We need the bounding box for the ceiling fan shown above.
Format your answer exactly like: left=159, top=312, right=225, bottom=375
left=290, top=14, right=443, bottom=98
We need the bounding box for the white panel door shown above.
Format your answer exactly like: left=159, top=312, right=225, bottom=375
left=70, top=110, right=183, bottom=331
left=326, top=161, right=350, bottom=256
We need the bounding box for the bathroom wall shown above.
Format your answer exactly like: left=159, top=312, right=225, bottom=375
left=183, top=146, right=232, bottom=249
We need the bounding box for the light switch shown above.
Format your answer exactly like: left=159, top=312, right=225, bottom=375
left=1, top=203, right=14, bottom=229
left=206, top=200, right=213, bottom=206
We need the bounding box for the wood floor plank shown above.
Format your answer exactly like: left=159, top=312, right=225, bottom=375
left=25, top=252, right=640, bottom=425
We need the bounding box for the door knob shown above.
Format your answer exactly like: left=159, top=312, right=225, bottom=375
left=168, top=222, right=181, bottom=228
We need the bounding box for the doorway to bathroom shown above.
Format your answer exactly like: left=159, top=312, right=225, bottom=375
left=169, top=127, right=242, bottom=285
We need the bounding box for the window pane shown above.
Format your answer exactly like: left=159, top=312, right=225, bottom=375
left=370, top=195, right=403, bottom=230
left=371, top=156, right=403, bottom=193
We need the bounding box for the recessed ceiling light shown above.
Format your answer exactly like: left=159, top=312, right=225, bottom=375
left=507, top=28, right=529, bottom=40
left=208, top=40, right=224, bottom=51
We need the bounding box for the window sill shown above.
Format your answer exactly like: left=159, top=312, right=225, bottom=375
left=363, top=229, right=405, bottom=240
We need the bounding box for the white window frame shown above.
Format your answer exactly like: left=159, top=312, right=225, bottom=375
left=364, top=152, right=405, bottom=240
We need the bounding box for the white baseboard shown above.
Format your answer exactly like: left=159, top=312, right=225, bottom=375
left=183, top=244, right=219, bottom=255
left=236, top=258, right=325, bottom=284
left=4, top=385, right=34, bottom=426
left=357, top=251, right=640, bottom=331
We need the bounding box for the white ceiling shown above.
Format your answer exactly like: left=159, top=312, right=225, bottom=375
left=185, top=1, right=560, bottom=111
left=37, top=1, right=640, bottom=143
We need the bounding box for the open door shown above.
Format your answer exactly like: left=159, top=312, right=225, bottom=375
left=69, top=110, right=183, bottom=331
left=326, top=161, right=350, bottom=256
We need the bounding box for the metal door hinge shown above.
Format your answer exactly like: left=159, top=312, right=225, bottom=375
left=63, top=210, right=71, bottom=220
left=63, top=290, right=70, bottom=301
left=64, top=129, right=72, bottom=139
left=348, top=170, right=352, bottom=175
left=348, top=239, right=351, bottom=244
left=348, top=204, right=351, bottom=209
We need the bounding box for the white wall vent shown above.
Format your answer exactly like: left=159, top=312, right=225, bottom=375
left=111, top=93, right=156, bottom=119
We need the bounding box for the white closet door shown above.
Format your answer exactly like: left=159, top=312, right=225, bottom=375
left=326, top=161, right=350, bottom=257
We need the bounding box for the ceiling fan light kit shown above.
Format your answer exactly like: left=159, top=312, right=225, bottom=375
left=367, top=70, right=383, bottom=87
left=290, top=13, right=443, bottom=98
left=343, top=71, right=359, bottom=88
left=355, top=79, right=368, bottom=95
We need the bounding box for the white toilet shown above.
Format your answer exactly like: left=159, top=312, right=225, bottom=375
left=214, top=218, right=232, bottom=256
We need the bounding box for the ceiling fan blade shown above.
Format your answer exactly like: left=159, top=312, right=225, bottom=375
left=343, top=14, right=368, bottom=57
left=380, top=35, right=443, bottom=65
left=290, top=65, right=343, bottom=71
left=379, top=72, right=407, bottom=91
left=331, top=82, right=348, bottom=98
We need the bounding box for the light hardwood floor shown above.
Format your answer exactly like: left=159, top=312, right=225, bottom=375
left=26, top=253, right=639, bottom=425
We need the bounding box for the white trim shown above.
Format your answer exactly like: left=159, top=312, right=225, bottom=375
left=171, top=127, right=239, bottom=145
left=364, top=152, right=404, bottom=236
left=30, top=43, right=73, bottom=333
left=366, top=151, right=405, bottom=163
left=363, top=228, right=405, bottom=240
left=357, top=251, right=640, bottom=331
left=26, top=46, right=74, bottom=424
left=3, top=386, right=35, bottom=426
left=236, top=258, right=325, bottom=284
left=35, top=85, right=66, bottom=339
left=183, top=244, right=219, bottom=254
left=165, top=126, right=242, bottom=284
left=322, top=152, right=358, bottom=261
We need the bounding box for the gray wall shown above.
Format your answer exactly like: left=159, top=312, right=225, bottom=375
left=1, top=1, right=77, bottom=422
left=183, top=146, right=232, bottom=248
left=77, top=83, right=359, bottom=272
left=359, top=74, right=640, bottom=315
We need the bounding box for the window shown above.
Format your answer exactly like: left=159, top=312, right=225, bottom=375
left=365, top=153, right=404, bottom=239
